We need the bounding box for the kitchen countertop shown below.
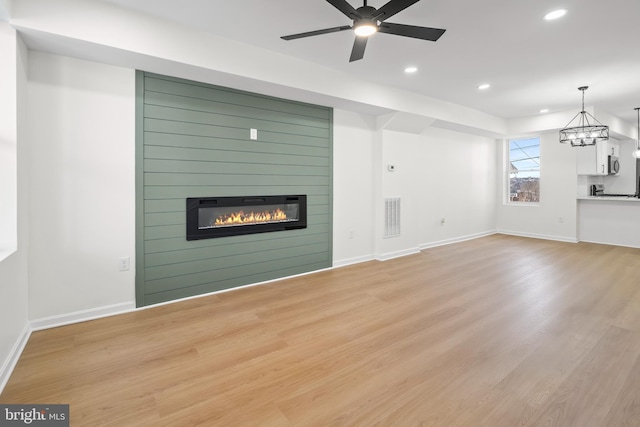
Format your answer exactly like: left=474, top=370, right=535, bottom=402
left=578, top=196, right=640, bottom=202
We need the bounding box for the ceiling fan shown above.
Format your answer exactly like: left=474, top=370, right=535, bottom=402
left=281, top=0, right=446, bottom=62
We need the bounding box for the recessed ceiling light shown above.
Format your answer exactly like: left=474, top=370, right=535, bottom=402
left=540, top=109, right=550, bottom=113
left=478, top=84, right=490, bottom=90
left=544, top=9, right=567, bottom=20
left=405, top=66, right=418, bottom=74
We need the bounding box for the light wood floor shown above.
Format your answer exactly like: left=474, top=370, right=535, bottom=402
left=3, top=235, right=640, bottom=426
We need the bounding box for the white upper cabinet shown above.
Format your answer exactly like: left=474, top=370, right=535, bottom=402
left=576, top=140, right=620, bottom=175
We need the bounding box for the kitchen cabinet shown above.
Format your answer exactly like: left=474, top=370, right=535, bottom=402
left=576, top=140, right=619, bottom=175
left=609, top=143, right=620, bottom=157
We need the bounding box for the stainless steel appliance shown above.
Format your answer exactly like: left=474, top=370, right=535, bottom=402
left=608, top=155, right=620, bottom=175
left=590, top=184, right=604, bottom=196
left=590, top=183, right=637, bottom=198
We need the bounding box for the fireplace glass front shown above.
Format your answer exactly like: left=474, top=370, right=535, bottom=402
left=186, top=195, right=307, bottom=240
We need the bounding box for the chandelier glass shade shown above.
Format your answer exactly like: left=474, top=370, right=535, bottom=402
left=559, top=86, right=609, bottom=147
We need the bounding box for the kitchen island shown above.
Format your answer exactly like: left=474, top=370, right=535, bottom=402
left=578, top=197, right=640, bottom=248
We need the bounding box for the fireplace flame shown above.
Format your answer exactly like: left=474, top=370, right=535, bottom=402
left=214, top=208, right=289, bottom=227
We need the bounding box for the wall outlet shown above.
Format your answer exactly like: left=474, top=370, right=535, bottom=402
left=559, top=217, right=564, bottom=223
left=119, top=257, right=130, bottom=271
left=440, top=217, right=446, bottom=226
left=250, top=128, right=258, bottom=140
left=348, top=228, right=354, bottom=239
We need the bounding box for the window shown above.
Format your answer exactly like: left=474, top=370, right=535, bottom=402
left=508, top=137, right=540, bottom=203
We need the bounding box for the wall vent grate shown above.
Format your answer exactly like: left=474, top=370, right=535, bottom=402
left=384, top=198, right=401, bottom=238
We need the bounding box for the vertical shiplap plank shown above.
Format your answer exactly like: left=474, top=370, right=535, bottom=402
left=135, top=71, right=146, bottom=307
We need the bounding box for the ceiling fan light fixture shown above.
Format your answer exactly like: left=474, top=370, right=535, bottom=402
left=559, top=86, right=609, bottom=147
left=354, top=21, right=377, bottom=37
left=280, top=0, right=446, bottom=62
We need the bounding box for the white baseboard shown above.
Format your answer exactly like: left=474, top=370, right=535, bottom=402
left=0, top=323, right=31, bottom=395
left=30, top=301, right=136, bottom=331
left=375, top=247, right=421, bottom=261
left=576, top=238, right=640, bottom=249
left=497, top=229, right=578, bottom=244
left=333, top=254, right=375, bottom=268
left=419, top=230, right=497, bottom=250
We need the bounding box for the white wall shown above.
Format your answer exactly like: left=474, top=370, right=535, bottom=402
left=377, top=130, right=423, bottom=257
left=0, top=22, right=17, bottom=256
left=27, top=51, right=136, bottom=320
left=371, top=127, right=498, bottom=259
left=496, top=131, right=578, bottom=242
left=419, top=127, right=497, bottom=246
left=0, top=0, right=10, bottom=21
left=335, top=122, right=500, bottom=262
left=332, top=109, right=376, bottom=266
left=0, top=24, right=29, bottom=392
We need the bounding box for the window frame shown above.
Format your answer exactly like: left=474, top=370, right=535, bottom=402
left=506, top=137, right=541, bottom=205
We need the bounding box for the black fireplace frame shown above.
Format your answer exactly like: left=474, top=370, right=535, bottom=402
left=186, top=195, right=307, bottom=241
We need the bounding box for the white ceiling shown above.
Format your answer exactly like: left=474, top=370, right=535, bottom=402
left=95, top=0, right=640, bottom=125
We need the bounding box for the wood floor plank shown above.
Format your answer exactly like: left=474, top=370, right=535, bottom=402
left=603, top=351, right=640, bottom=426
left=2, top=235, right=640, bottom=426
left=527, top=325, right=640, bottom=426
left=463, top=313, right=610, bottom=426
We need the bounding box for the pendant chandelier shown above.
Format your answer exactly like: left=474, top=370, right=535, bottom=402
left=633, top=107, right=640, bottom=159
left=559, top=86, right=609, bottom=147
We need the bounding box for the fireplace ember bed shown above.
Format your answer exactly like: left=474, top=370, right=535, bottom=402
left=186, top=195, right=307, bottom=240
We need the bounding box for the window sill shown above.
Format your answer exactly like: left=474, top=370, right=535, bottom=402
left=505, top=202, right=540, bottom=207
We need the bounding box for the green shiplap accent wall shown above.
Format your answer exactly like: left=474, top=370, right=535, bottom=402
left=135, top=72, right=333, bottom=307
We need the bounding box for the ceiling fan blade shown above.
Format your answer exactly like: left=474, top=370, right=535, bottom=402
left=281, top=25, right=352, bottom=40
left=378, top=22, right=446, bottom=41
left=349, top=36, right=368, bottom=62
left=373, top=0, right=421, bottom=21
left=326, top=0, right=361, bottom=19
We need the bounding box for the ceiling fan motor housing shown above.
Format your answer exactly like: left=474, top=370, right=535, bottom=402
left=354, top=5, right=378, bottom=28
left=356, top=5, right=377, bottom=18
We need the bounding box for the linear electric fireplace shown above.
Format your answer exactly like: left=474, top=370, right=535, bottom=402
left=186, top=195, right=307, bottom=240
